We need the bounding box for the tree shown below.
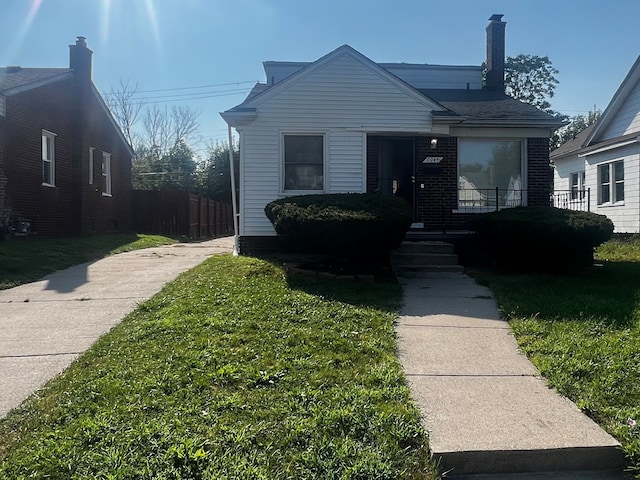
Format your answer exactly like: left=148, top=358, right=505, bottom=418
left=551, top=107, right=602, bottom=150
left=504, top=54, right=560, bottom=115
left=196, top=143, right=239, bottom=203
left=106, top=79, right=144, bottom=146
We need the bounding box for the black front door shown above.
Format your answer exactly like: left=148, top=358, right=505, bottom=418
left=380, top=138, right=415, bottom=217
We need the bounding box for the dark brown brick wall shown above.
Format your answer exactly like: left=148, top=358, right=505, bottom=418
left=365, top=135, right=553, bottom=233
left=527, top=137, right=551, bottom=206
left=2, top=76, right=131, bottom=236
left=366, top=135, right=378, bottom=193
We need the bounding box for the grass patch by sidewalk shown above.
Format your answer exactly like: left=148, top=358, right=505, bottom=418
left=0, top=255, right=435, bottom=479
left=473, top=241, right=640, bottom=477
left=0, top=233, right=176, bottom=290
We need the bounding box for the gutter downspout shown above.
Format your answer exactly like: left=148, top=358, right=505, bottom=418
left=228, top=125, right=239, bottom=256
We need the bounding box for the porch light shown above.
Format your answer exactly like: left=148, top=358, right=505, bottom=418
left=430, top=138, right=438, bottom=149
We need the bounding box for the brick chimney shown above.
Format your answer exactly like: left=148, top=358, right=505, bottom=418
left=485, top=14, right=506, bottom=92
left=69, top=36, right=93, bottom=82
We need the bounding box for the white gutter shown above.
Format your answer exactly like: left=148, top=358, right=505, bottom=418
left=228, top=125, right=239, bottom=256
left=579, top=138, right=639, bottom=157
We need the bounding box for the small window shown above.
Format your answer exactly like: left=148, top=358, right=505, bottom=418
left=570, top=171, right=585, bottom=200
left=598, top=160, right=623, bottom=205
left=102, top=152, right=112, bottom=196
left=283, top=134, right=324, bottom=191
left=42, top=130, right=56, bottom=186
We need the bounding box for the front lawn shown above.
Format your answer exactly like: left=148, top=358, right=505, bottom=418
left=0, top=233, right=176, bottom=290
left=474, top=238, right=640, bottom=477
left=0, top=255, right=435, bottom=479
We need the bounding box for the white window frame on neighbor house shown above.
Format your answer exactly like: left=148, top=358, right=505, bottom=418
left=42, top=130, right=56, bottom=187
left=598, top=160, right=624, bottom=205
left=570, top=170, right=586, bottom=200
left=281, top=133, right=326, bottom=193
left=102, top=152, right=112, bottom=196
left=457, top=138, right=525, bottom=212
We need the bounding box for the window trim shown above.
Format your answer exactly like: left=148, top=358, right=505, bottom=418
left=42, top=130, right=56, bottom=187
left=570, top=170, right=586, bottom=200
left=597, top=160, right=624, bottom=206
left=456, top=138, right=526, bottom=212
left=281, top=132, right=326, bottom=194
left=102, top=152, right=112, bottom=197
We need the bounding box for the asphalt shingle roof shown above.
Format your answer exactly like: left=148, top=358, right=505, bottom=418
left=420, top=88, right=563, bottom=124
left=0, top=67, right=70, bottom=93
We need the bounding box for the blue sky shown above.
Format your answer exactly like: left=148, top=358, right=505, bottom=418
left=1, top=0, right=639, bottom=157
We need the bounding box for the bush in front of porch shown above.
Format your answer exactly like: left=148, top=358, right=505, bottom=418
left=264, top=193, right=412, bottom=261
left=469, top=206, right=614, bottom=272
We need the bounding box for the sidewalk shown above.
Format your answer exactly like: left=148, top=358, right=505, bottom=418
left=0, top=236, right=234, bottom=418
left=394, top=271, right=630, bottom=479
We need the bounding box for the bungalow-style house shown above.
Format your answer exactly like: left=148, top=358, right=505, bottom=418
left=552, top=55, right=640, bottom=233
left=221, top=15, right=564, bottom=253
left=0, top=37, right=133, bottom=237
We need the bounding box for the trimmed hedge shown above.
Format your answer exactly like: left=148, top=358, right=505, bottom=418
left=264, top=193, right=412, bottom=257
left=469, top=207, right=614, bottom=271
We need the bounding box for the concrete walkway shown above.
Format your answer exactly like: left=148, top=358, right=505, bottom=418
left=394, top=271, right=631, bottom=479
left=0, top=236, right=234, bottom=418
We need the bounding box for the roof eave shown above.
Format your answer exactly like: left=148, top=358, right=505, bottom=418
left=220, top=108, right=258, bottom=127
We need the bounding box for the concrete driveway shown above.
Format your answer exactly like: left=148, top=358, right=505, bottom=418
left=0, top=236, right=234, bottom=418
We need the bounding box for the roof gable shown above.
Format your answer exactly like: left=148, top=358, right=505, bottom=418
left=586, top=55, right=640, bottom=145
left=238, top=45, right=445, bottom=112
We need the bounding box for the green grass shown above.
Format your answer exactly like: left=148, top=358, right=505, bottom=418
left=473, top=238, right=640, bottom=477
left=0, top=234, right=176, bottom=290
left=0, top=255, right=435, bottom=479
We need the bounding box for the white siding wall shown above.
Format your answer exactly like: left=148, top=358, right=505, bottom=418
left=587, top=144, right=640, bottom=233
left=601, top=80, right=640, bottom=139
left=238, top=52, right=434, bottom=236
left=553, top=154, right=585, bottom=191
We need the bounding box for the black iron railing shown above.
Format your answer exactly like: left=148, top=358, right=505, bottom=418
left=551, top=189, right=591, bottom=212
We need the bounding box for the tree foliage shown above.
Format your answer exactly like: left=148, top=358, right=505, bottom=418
left=196, top=143, right=239, bottom=203
left=551, top=107, right=602, bottom=150
left=504, top=54, right=560, bottom=114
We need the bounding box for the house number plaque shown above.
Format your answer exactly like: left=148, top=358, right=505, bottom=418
left=423, top=157, right=443, bottom=164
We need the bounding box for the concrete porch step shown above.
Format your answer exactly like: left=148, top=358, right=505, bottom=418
left=392, top=241, right=463, bottom=274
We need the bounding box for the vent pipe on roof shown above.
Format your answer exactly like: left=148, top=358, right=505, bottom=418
left=486, top=14, right=506, bottom=92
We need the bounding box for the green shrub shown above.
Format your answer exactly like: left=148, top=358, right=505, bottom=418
left=264, top=193, right=412, bottom=257
left=469, top=207, right=614, bottom=271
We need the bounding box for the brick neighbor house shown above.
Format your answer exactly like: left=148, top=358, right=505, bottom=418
left=0, top=37, right=133, bottom=237
left=221, top=15, right=564, bottom=253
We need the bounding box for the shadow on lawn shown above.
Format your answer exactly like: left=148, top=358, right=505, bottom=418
left=254, top=253, right=403, bottom=312
left=479, top=260, right=640, bottom=329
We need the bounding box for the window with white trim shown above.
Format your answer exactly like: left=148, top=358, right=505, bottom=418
left=570, top=170, right=585, bottom=200
left=598, top=160, right=624, bottom=205
left=458, top=139, right=523, bottom=209
left=283, top=134, right=324, bottom=191
left=102, top=152, right=112, bottom=196
left=42, top=130, right=56, bottom=186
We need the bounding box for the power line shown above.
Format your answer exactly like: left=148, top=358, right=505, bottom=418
left=102, top=80, right=258, bottom=98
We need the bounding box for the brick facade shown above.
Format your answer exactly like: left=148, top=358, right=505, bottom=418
left=366, top=134, right=552, bottom=232
left=1, top=40, right=132, bottom=237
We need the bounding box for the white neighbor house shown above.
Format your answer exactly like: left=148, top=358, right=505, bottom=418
left=552, top=55, right=640, bottom=233
left=222, top=15, right=563, bottom=253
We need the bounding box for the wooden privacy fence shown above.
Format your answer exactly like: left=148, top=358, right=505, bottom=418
left=132, top=190, right=234, bottom=238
